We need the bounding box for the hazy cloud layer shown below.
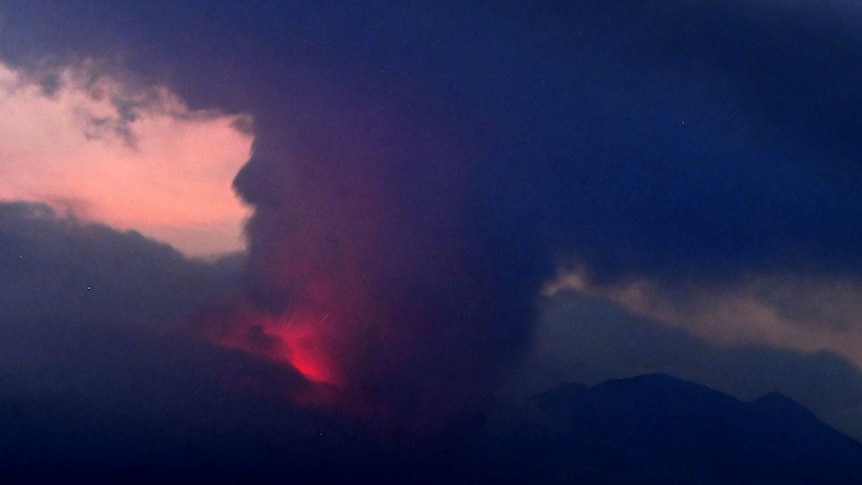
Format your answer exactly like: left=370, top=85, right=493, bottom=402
left=0, top=201, right=240, bottom=326
left=544, top=268, right=862, bottom=375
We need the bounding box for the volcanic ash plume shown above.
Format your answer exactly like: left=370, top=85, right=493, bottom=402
left=209, top=85, right=544, bottom=433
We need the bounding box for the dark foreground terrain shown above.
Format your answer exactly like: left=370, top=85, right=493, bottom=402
left=2, top=370, right=860, bottom=484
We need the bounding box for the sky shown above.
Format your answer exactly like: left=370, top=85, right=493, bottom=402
left=0, top=59, right=252, bottom=256
left=2, top=0, right=862, bottom=463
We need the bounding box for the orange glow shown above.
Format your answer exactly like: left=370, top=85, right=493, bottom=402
left=213, top=308, right=343, bottom=389
left=265, top=313, right=338, bottom=385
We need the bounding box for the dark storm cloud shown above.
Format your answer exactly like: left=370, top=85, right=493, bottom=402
left=3, top=1, right=861, bottom=285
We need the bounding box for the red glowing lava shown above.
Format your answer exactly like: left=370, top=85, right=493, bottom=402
left=212, top=307, right=343, bottom=391
left=265, top=313, right=337, bottom=385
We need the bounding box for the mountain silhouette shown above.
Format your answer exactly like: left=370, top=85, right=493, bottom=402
left=2, top=367, right=861, bottom=483
left=500, top=373, right=862, bottom=484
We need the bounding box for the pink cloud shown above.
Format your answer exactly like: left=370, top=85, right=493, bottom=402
left=0, top=61, right=253, bottom=256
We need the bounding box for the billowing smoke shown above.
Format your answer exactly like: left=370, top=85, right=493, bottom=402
left=206, top=77, right=547, bottom=432
left=178, top=0, right=862, bottom=434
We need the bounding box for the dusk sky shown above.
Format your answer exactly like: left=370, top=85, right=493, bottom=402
left=2, top=0, right=862, bottom=478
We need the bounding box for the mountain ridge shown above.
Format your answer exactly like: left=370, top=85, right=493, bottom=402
left=506, top=373, right=862, bottom=484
